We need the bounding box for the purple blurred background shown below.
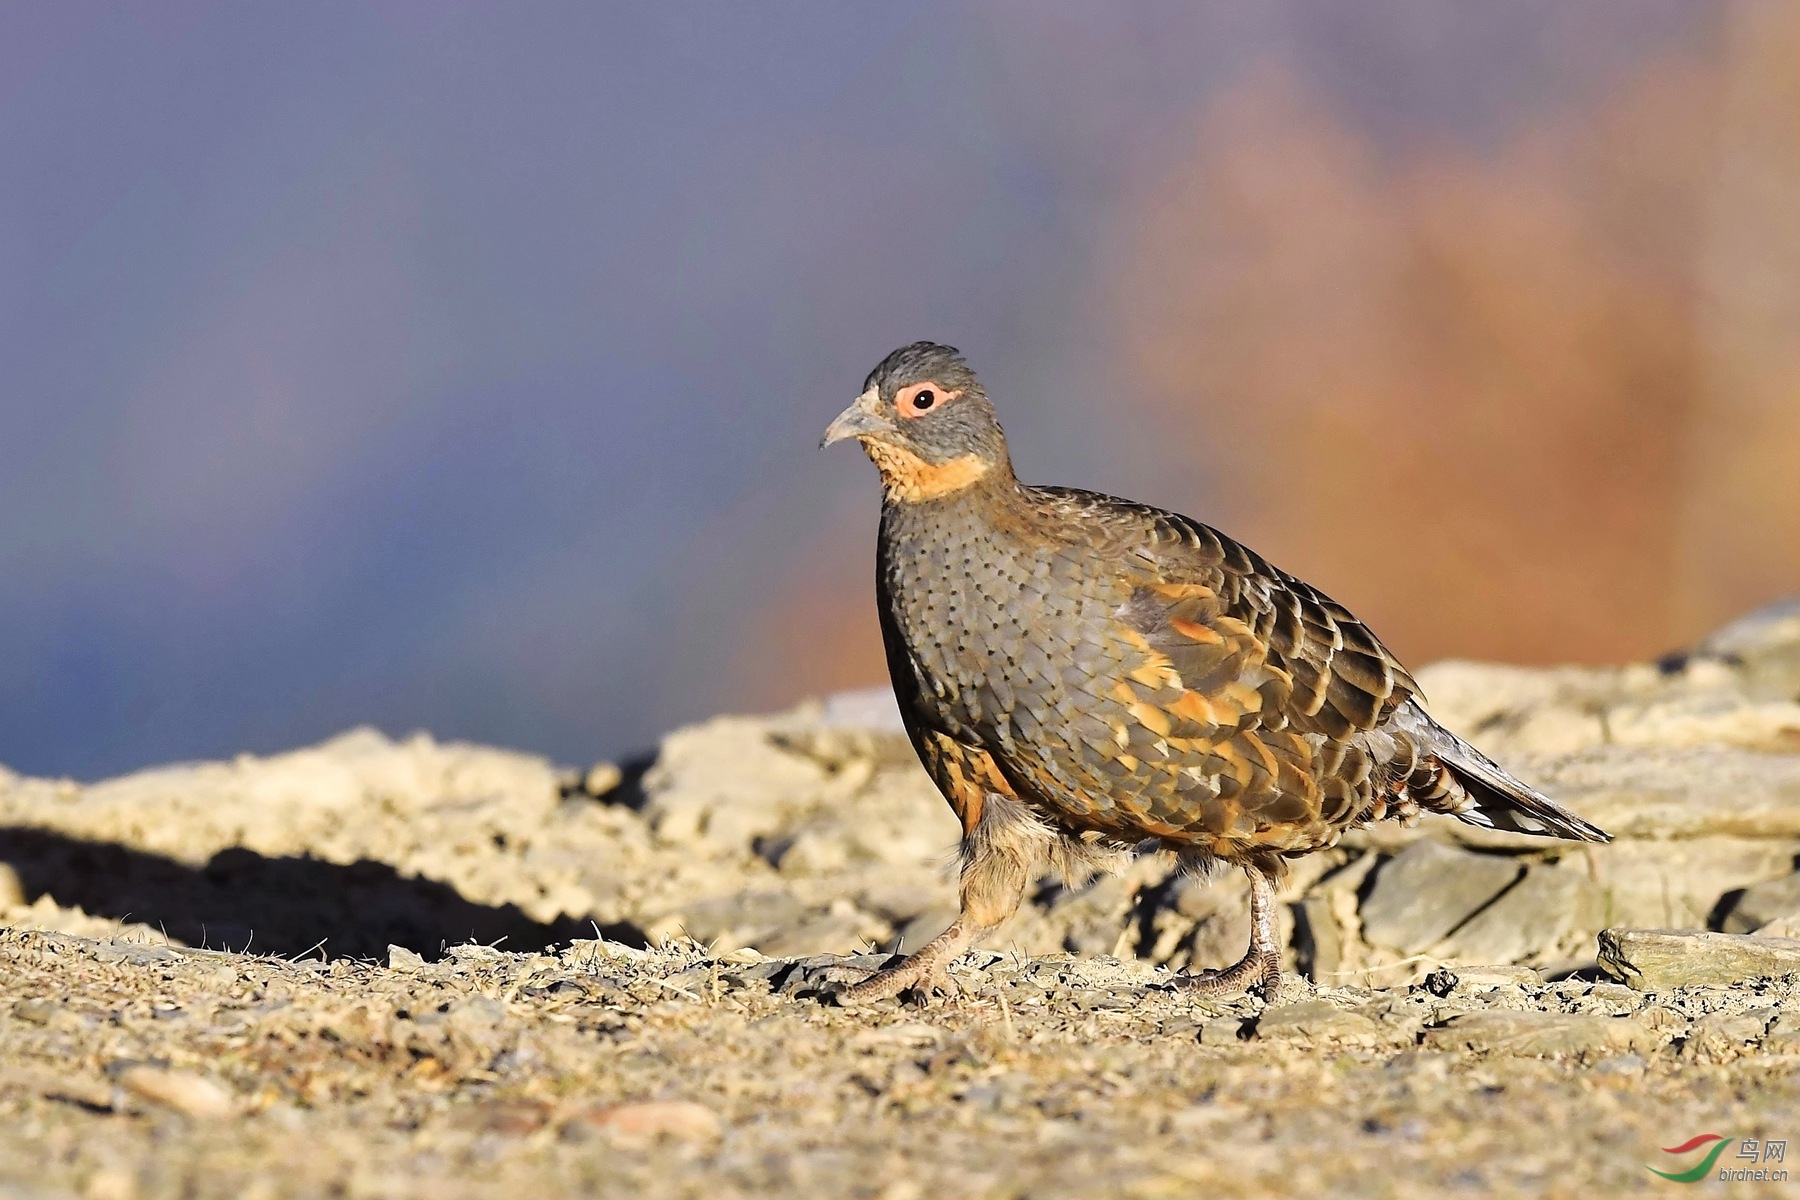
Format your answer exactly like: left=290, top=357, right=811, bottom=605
left=2, top=2, right=1794, bottom=778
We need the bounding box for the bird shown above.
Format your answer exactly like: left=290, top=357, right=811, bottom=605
left=820, top=341, right=1610, bottom=1003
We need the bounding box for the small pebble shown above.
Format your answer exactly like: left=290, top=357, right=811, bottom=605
left=566, top=1100, right=722, bottom=1147
left=1590, top=1053, right=1646, bottom=1075
left=388, top=945, right=427, bottom=971
left=117, top=1066, right=235, bottom=1119
left=12, top=998, right=56, bottom=1025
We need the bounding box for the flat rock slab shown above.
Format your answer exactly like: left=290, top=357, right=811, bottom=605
left=1422, top=1011, right=1651, bottom=1057
left=1722, top=871, right=1800, bottom=934
left=1437, top=864, right=1602, bottom=964
left=1682, top=1011, right=1777, bottom=1061
left=1359, top=840, right=1521, bottom=954
left=1434, top=964, right=1543, bottom=991
left=1765, top=1012, right=1800, bottom=1053
left=1251, top=1000, right=1384, bottom=1045
left=1597, top=927, right=1800, bottom=991
left=1540, top=746, right=1800, bottom=839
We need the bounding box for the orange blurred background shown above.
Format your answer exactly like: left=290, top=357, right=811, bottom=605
left=740, top=2, right=1799, bottom=708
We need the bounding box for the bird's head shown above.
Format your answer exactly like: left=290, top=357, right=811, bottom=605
left=820, top=342, right=1012, bottom=503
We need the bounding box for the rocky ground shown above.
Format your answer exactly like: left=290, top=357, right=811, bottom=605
left=2, top=601, right=1798, bottom=1199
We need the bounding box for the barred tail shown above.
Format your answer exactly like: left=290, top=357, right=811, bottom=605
left=1392, top=702, right=1611, bottom=843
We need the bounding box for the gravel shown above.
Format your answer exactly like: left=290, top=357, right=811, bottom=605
left=1, top=927, right=1796, bottom=1199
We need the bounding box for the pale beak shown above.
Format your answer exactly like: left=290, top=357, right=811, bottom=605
left=820, top=387, right=893, bottom=448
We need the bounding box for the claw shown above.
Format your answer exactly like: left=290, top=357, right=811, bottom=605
left=1179, top=950, right=1283, bottom=1001
left=837, top=956, right=961, bottom=1007
left=836, top=919, right=978, bottom=1007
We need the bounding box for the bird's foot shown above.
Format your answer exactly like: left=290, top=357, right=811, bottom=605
left=1179, top=949, right=1283, bottom=1001
left=834, top=917, right=982, bottom=1007
left=835, top=952, right=963, bottom=1007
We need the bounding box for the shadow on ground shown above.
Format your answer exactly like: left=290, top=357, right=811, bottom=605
left=0, top=826, right=643, bottom=960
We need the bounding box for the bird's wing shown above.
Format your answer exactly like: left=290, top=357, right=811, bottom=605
left=1034, top=487, right=1419, bottom=740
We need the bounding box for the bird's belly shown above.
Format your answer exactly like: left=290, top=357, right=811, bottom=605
left=905, top=606, right=1161, bottom=829
left=911, top=608, right=1338, bottom=849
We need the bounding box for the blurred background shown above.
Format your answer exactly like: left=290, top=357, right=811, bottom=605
left=1, top=2, right=1795, bottom=780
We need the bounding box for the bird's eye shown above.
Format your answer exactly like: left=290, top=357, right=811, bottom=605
left=896, top=381, right=956, bottom=419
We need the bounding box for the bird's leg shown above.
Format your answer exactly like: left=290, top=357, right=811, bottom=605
left=838, top=792, right=1043, bottom=1007
left=1180, top=864, right=1283, bottom=1000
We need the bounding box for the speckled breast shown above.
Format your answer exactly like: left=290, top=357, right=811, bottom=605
left=878, top=496, right=1155, bottom=836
